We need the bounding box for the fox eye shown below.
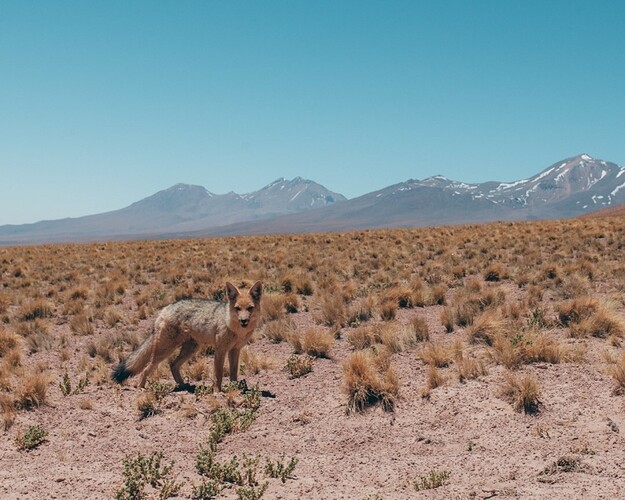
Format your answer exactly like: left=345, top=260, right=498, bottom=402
left=247, top=305, right=254, bottom=312
left=234, top=305, right=242, bottom=311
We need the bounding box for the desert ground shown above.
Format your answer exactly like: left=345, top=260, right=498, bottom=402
left=1, top=217, right=625, bottom=499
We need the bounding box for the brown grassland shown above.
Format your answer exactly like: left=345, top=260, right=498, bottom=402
left=1, top=217, right=625, bottom=498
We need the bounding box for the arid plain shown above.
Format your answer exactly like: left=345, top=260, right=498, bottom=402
left=2, top=216, right=625, bottom=499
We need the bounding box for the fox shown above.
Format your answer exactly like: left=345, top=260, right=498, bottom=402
left=112, top=281, right=262, bottom=392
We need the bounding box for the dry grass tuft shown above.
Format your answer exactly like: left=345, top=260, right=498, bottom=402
left=455, top=350, right=488, bottom=382
left=499, top=372, right=541, bottom=414
left=421, top=365, right=446, bottom=398
left=264, top=317, right=296, bottom=344
left=347, top=325, right=380, bottom=350
left=343, top=348, right=399, bottom=413
left=557, top=297, right=599, bottom=327
left=0, top=328, right=21, bottom=356
left=440, top=307, right=455, bottom=333
left=490, top=329, right=566, bottom=369
left=378, top=300, right=397, bottom=321
left=348, top=322, right=421, bottom=353
left=570, top=308, right=625, bottom=339
left=103, top=308, right=124, bottom=327
left=608, top=353, right=625, bottom=395
left=313, top=290, right=347, bottom=328
left=466, top=310, right=507, bottom=346
left=347, top=296, right=376, bottom=326
left=290, top=327, right=334, bottom=358
left=17, top=300, right=53, bottom=321
left=136, top=391, right=159, bottom=419
left=0, top=393, right=16, bottom=430
left=15, top=372, right=50, bottom=410
left=557, top=297, right=625, bottom=338
left=419, top=342, right=453, bottom=368
left=262, top=293, right=288, bottom=322
left=70, top=312, right=94, bottom=336
left=410, top=316, right=430, bottom=342
left=483, top=262, right=508, bottom=282
left=240, top=347, right=276, bottom=375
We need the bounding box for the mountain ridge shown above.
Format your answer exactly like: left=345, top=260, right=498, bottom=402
left=2, top=154, right=625, bottom=245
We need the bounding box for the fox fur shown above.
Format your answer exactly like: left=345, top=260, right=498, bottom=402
left=112, top=281, right=262, bottom=391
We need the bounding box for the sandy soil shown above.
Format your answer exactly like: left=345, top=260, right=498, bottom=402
left=2, top=294, right=625, bottom=499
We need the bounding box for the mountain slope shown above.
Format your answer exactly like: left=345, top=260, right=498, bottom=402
left=185, top=154, right=625, bottom=237
left=1, top=154, right=624, bottom=244
left=0, top=179, right=346, bottom=244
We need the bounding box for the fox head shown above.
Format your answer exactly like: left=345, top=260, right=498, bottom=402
left=226, top=281, right=262, bottom=330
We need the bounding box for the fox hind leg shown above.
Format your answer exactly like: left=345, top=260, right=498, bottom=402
left=169, top=339, right=199, bottom=386
left=138, top=333, right=177, bottom=388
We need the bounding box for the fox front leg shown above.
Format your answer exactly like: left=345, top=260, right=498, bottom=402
left=228, top=347, right=242, bottom=383
left=213, top=348, right=227, bottom=392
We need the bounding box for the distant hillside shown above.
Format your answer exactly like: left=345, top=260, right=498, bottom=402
left=1, top=154, right=624, bottom=245
left=580, top=203, right=625, bottom=219
left=0, top=178, right=346, bottom=245
left=183, top=154, right=625, bottom=238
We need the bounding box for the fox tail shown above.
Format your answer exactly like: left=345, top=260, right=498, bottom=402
left=111, top=331, right=155, bottom=384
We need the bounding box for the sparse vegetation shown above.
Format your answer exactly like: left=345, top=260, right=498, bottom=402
left=265, top=455, right=298, bottom=483
left=115, top=451, right=181, bottom=500
left=285, top=354, right=314, bottom=378
left=15, top=424, right=48, bottom=451
left=413, top=469, right=451, bottom=491
left=3, top=217, right=625, bottom=497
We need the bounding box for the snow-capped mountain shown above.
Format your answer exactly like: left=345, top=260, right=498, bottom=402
left=371, top=154, right=625, bottom=214
left=188, top=154, right=625, bottom=237
left=1, top=154, right=624, bottom=244
left=242, top=177, right=346, bottom=212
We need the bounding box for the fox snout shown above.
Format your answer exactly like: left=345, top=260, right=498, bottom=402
left=239, top=318, right=249, bottom=327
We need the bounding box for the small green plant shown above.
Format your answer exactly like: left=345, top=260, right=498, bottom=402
left=147, top=380, right=174, bottom=401
left=192, top=479, right=223, bottom=499
left=265, top=454, right=298, bottom=483
left=285, top=354, right=313, bottom=378
left=209, top=386, right=260, bottom=443
left=194, top=384, right=212, bottom=397
left=15, top=424, right=48, bottom=451
left=60, top=372, right=71, bottom=396
left=236, top=482, right=268, bottom=500
left=210, top=408, right=237, bottom=444
left=242, top=384, right=261, bottom=412
left=413, top=469, right=451, bottom=491
left=540, top=456, right=583, bottom=476
left=527, top=307, right=550, bottom=329
left=74, top=372, right=89, bottom=394
left=213, top=455, right=243, bottom=484
left=60, top=372, right=89, bottom=396
left=115, top=451, right=181, bottom=500
left=197, top=447, right=263, bottom=487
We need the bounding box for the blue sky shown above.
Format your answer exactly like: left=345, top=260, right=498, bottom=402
left=1, top=1, right=624, bottom=225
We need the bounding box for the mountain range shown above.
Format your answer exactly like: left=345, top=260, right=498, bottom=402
left=1, top=154, right=624, bottom=245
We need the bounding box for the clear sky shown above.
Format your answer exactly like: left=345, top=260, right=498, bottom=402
left=1, top=1, right=624, bottom=225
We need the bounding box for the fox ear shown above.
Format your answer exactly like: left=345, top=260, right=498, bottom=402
left=225, top=282, right=239, bottom=302
left=249, top=281, right=263, bottom=302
